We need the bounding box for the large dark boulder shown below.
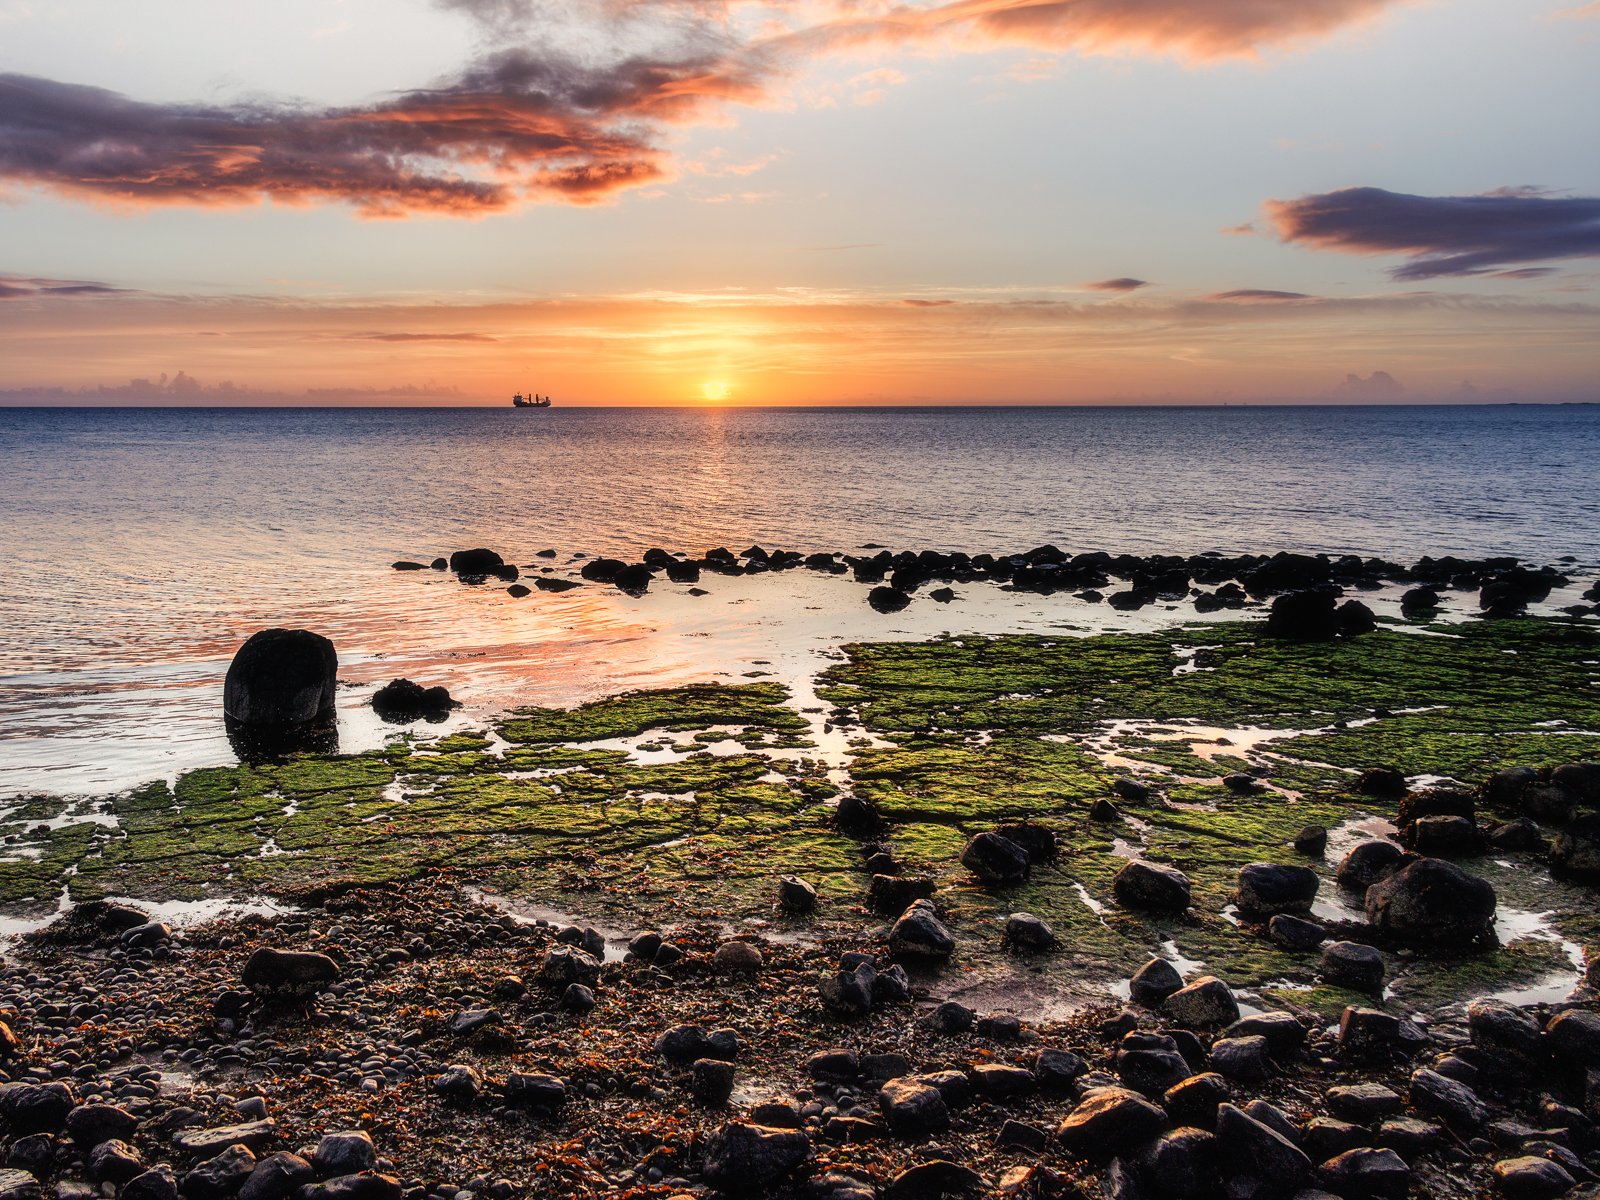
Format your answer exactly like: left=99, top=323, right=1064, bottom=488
left=1265, top=590, right=1340, bottom=640
left=448, top=548, right=504, bottom=576
left=579, top=557, right=628, bottom=582
left=1364, top=857, right=1497, bottom=945
left=1337, top=840, right=1405, bottom=891
left=868, top=586, right=911, bottom=614
left=612, top=564, right=653, bottom=596
left=223, top=630, right=337, bottom=726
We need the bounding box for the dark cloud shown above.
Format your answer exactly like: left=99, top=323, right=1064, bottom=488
left=1085, top=277, right=1148, bottom=292
left=0, top=0, right=1409, bottom=217
left=0, top=272, right=130, bottom=299
left=1265, top=186, right=1600, bottom=280
left=901, top=298, right=956, bottom=306
left=0, top=44, right=762, bottom=214
left=1332, top=369, right=1405, bottom=397
left=1208, top=289, right=1314, bottom=302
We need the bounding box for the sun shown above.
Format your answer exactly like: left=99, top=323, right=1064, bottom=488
left=701, top=380, right=731, bottom=402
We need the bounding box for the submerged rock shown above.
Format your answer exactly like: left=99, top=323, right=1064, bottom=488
left=370, top=678, right=459, bottom=723
left=224, top=629, right=338, bottom=727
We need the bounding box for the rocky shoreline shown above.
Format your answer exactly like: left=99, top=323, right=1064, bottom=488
left=4, top=548, right=1600, bottom=1198
left=0, top=874, right=1596, bottom=1200
left=392, top=545, right=1599, bottom=623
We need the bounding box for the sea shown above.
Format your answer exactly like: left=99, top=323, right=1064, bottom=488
left=3, top=403, right=1598, bottom=797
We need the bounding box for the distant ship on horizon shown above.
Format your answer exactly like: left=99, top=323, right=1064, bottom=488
left=512, top=391, right=552, bottom=408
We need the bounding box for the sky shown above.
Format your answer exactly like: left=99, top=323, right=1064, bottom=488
left=1, top=0, right=1597, bottom=405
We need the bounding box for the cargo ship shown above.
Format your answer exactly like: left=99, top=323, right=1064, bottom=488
left=512, top=392, right=551, bottom=408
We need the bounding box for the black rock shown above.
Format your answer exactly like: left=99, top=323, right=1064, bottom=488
left=868, top=586, right=911, bottom=614
left=877, top=1078, right=949, bottom=1138
left=449, top=548, right=504, bottom=575
left=1265, top=589, right=1340, bottom=641
left=370, top=678, right=459, bottom=723
left=959, top=832, right=1030, bottom=886
left=505, top=1072, right=567, bottom=1107
left=1116, top=1032, right=1193, bottom=1097
left=701, top=1123, right=810, bottom=1192
left=241, top=948, right=340, bottom=1000
left=1318, top=1147, right=1411, bottom=1200
left=888, top=899, right=954, bottom=959
left=223, top=629, right=338, bottom=726
left=1365, top=856, right=1497, bottom=945
left=612, top=563, right=653, bottom=596
left=1321, top=941, right=1385, bottom=993
left=1129, top=958, right=1184, bottom=1007
left=1055, top=1087, right=1169, bottom=1158
left=1267, top=913, right=1327, bottom=952
left=778, top=875, right=817, bottom=913
left=182, top=1145, right=257, bottom=1200
left=1214, top=1102, right=1311, bottom=1190
left=1293, top=825, right=1328, bottom=856
left=1209, top=1035, right=1271, bottom=1082
left=1551, top=813, right=1600, bottom=881
left=238, top=1153, right=313, bottom=1200
left=1235, top=862, right=1319, bottom=917
left=579, top=557, right=628, bottom=582
left=0, top=1082, right=76, bottom=1135
left=1356, top=767, right=1408, bottom=798
left=1138, top=1127, right=1219, bottom=1197
left=1112, top=860, right=1192, bottom=913
left=533, top=577, right=583, bottom=593
left=312, top=1131, right=376, bottom=1176
left=1337, top=840, right=1405, bottom=890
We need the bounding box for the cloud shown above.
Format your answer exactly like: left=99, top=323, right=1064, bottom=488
left=0, top=272, right=131, bottom=298
left=0, top=44, right=762, bottom=214
left=1208, top=288, right=1314, bottom=302
left=1085, top=277, right=1149, bottom=292
left=0, top=0, right=1408, bottom=216
left=901, top=297, right=956, bottom=306
left=345, top=332, right=500, bottom=342
left=1265, top=186, right=1600, bottom=280
left=0, top=371, right=465, bottom=405
left=1332, top=369, right=1405, bottom=397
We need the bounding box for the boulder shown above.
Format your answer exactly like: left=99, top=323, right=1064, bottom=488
left=1467, top=999, right=1546, bottom=1063
left=1214, top=1103, right=1311, bottom=1191
left=181, top=1145, right=256, bottom=1200
left=868, top=586, right=911, bottom=614
left=312, top=1132, right=375, bottom=1176
left=1265, top=590, right=1340, bottom=641
left=1268, top=913, right=1327, bottom=952
left=1338, top=1007, right=1402, bottom=1059
left=1552, top=814, right=1600, bottom=881
left=0, top=1082, right=76, bottom=1134
left=1210, top=1036, right=1272, bottom=1082
left=1227, top=1012, right=1307, bottom=1056
left=1115, top=1032, right=1193, bottom=1097
left=1005, top=912, right=1057, bottom=950
left=1054, top=1087, right=1168, bottom=1157
left=1337, top=840, right=1405, bottom=891
left=1364, top=857, right=1497, bottom=945
left=691, top=1059, right=736, bottom=1106
left=701, top=1123, right=810, bottom=1192
left=778, top=876, right=817, bottom=913
left=449, top=548, right=504, bottom=576
left=1321, top=942, right=1385, bottom=993
left=713, top=942, right=764, bottom=973
left=579, top=557, right=627, bottom=582
left=223, top=629, right=337, bottom=726
left=238, top=1154, right=313, bottom=1200
left=1318, top=1148, right=1410, bottom=1200
left=369, top=678, right=459, bottom=723
left=1337, top=600, right=1378, bottom=636
left=888, top=899, right=954, bottom=960
left=1138, top=1127, right=1219, bottom=1197
left=536, top=945, right=602, bottom=990
left=1520, top=783, right=1576, bottom=823
left=1409, top=1068, right=1489, bottom=1131
left=1164, top=977, right=1240, bottom=1028
left=1552, top=762, right=1600, bottom=803
left=877, top=1078, right=949, bottom=1138
left=1356, top=768, right=1408, bottom=799
left=959, top=832, right=1030, bottom=886
left=1546, top=1009, right=1600, bottom=1067
left=172, top=1120, right=278, bottom=1157
left=1491, top=1156, right=1574, bottom=1200
left=1112, top=860, right=1192, bottom=913
left=1129, top=958, right=1184, bottom=1007
left=505, top=1073, right=567, bottom=1107
left=242, top=948, right=340, bottom=1000
left=1485, top=767, right=1538, bottom=808
left=123, top=1166, right=181, bottom=1200
left=1405, top=814, right=1483, bottom=856
left=1236, top=862, right=1319, bottom=917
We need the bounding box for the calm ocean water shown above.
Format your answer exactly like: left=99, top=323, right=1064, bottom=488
left=2, top=403, right=1598, bottom=795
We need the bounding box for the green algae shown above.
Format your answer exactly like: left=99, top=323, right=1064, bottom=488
left=4, top=613, right=1598, bottom=1017
left=498, top=682, right=810, bottom=745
